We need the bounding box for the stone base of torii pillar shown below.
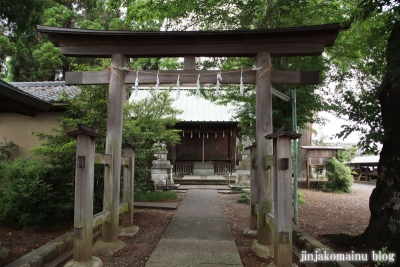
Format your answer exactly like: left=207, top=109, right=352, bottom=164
left=92, top=225, right=139, bottom=257
left=92, top=240, right=125, bottom=257
left=64, top=256, right=103, bottom=267
left=251, top=240, right=274, bottom=259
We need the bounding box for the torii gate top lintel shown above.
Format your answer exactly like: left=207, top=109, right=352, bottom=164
left=37, top=23, right=349, bottom=58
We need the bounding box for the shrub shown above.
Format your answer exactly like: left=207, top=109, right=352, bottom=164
left=297, top=189, right=307, bottom=204
left=292, top=188, right=307, bottom=204
left=238, top=191, right=250, bottom=204
left=0, top=138, right=17, bottom=161
left=0, top=157, right=73, bottom=227
left=325, top=157, right=354, bottom=193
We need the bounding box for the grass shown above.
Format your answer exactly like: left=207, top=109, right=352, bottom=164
left=333, top=189, right=343, bottom=194
left=297, top=189, right=307, bottom=204
left=134, top=190, right=178, bottom=202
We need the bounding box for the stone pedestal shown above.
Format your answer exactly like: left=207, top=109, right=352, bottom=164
left=151, top=151, right=177, bottom=189
left=234, top=150, right=251, bottom=186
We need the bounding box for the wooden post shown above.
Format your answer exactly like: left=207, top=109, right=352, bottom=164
left=184, top=56, right=196, bottom=70
left=245, top=142, right=257, bottom=230
left=202, top=133, right=205, bottom=162
left=307, top=150, right=311, bottom=189
left=122, top=141, right=137, bottom=227
left=255, top=52, right=274, bottom=246
left=67, top=125, right=103, bottom=262
left=231, top=129, right=237, bottom=171
left=103, top=54, right=127, bottom=243
left=266, top=129, right=301, bottom=267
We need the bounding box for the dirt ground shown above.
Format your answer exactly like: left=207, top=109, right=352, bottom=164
left=219, top=193, right=306, bottom=267
left=298, top=187, right=371, bottom=251
left=0, top=188, right=372, bottom=267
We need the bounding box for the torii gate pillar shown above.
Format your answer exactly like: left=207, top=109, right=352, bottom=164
left=102, top=54, right=127, bottom=244
left=254, top=53, right=274, bottom=253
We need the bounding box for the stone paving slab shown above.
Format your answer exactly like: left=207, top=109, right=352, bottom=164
left=134, top=202, right=179, bottom=210
left=146, top=189, right=243, bottom=267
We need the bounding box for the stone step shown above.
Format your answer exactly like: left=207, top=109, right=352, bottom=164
left=175, top=175, right=235, bottom=185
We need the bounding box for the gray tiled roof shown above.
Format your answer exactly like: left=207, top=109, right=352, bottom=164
left=9, top=81, right=81, bottom=103
left=0, top=79, right=52, bottom=111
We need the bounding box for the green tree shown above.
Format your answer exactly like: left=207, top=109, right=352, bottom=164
left=1, top=0, right=131, bottom=81
left=346, top=0, right=400, bottom=258
left=124, top=89, right=182, bottom=183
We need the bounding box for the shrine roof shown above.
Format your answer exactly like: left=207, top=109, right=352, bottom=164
left=129, top=90, right=236, bottom=123
left=301, top=146, right=345, bottom=150
left=350, top=156, right=379, bottom=164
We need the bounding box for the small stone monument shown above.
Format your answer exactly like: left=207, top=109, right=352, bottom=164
left=151, top=150, right=179, bottom=190
left=233, top=150, right=251, bottom=187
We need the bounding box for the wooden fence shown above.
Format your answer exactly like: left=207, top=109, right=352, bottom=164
left=175, top=162, right=194, bottom=174
left=67, top=124, right=136, bottom=262
left=214, top=162, right=233, bottom=175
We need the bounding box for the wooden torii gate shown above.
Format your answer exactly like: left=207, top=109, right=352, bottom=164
left=37, top=23, right=348, bottom=266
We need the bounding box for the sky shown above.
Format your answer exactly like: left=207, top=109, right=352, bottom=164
left=315, top=111, right=361, bottom=145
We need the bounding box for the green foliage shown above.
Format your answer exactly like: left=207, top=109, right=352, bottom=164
left=0, top=0, right=49, bottom=33
left=325, top=1, right=393, bottom=154
left=31, top=85, right=110, bottom=213
left=325, top=157, right=354, bottom=193
left=124, top=89, right=182, bottom=182
left=237, top=142, right=244, bottom=153
left=42, top=5, right=74, bottom=27
left=124, top=90, right=181, bottom=149
left=337, top=146, right=358, bottom=162
left=375, top=247, right=390, bottom=267
left=0, top=157, right=72, bottom=227
left=297, top=189, right=306, bottom=204
left=134, top=191, right=178, bottom=202
left=0, top=34, right=16, bottom=71
left=32, top=41, right=64, bottom=80
left=292, top=187, right=307, bottom=204
left=135, top=181, right=155, bottom=193
left=238, top=191, right=250, bottom=204
left=0, top=138, right=17, bottom=161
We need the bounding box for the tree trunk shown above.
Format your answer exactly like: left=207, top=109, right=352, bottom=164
left=358, top=21, right=400, bottom=263
left=297, top=123, right=312, bottom=178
